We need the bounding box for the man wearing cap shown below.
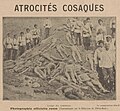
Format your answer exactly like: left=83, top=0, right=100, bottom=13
left=18, top=32, right=26, bottom=56
left=4, top=33, right=13, bottom=60
left=105, top=35, right=115, bottom=51
left=12, top=34, right=19, bottom=60
left=44, top=18, right=52, bottom=39
left=100, top=43, right=115, bottom=91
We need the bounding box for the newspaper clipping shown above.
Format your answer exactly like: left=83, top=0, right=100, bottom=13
left=0, top=0, right=120, bottom=111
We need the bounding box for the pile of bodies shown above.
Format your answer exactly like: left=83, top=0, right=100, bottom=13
left=3, top=17, right=116, bottom=100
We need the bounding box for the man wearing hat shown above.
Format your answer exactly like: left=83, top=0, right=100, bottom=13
left=105, top=35, right=115, bottom=51
left=100, top=43, right=115, bottom=91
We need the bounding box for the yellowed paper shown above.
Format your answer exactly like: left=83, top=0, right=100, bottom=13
left=0, top=0, right=120, bottom=111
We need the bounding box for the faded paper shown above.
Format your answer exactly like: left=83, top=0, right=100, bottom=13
left=0, top=0, right=120, bottom=111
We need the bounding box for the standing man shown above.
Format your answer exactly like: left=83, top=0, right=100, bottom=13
left=12, top=34, right=19, bottom=60
left=110, top=18, right=116, bottom=36
left=18, top=32, right=26, bottom=56
left=25, top=28, right=32, bottom=50
left=32, top=24, right=40, bottom=46
left=96, top=19, right=107, bottom=41
left=4, top=33, right=13, bottom=60
left=105, top=35, right=115, bottom=52
left=94, top=40, right=105, bottom=85
left=44, top=18, right=52, bottom=39
left=82, top=20, right=92, bottom=50
left=73, top=17, right=83, bottom=46
left=101, top=43, right=115, bottom=91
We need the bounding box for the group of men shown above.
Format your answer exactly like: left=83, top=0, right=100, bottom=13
left=3, top=18, right=52, bottom=60
left=4, top=17, right=116, bottom=98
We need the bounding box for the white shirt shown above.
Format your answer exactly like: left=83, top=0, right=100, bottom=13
left=12, top=38, right=19, bottom=49
left=105, top=40, right=115, bottom=51
left=100, top=49, right=115, bottom=68
left=82, top=23, right=92, bottom=37
left=96, top=25, right=107, bottom=35
left=94, top=47, right=105, bottom=67
left=4, top=37, right=13, bottom=48
left=32, top=28, right=40, bottom=38
left=18, top=36, right=26, bottom=46
left=73, top=20, right=83, bottom=33
left=96, top=34, right=104, bottom=43
left=25, top=32, right=32, bottom=43
left=44, top=19, right=52, bottom=28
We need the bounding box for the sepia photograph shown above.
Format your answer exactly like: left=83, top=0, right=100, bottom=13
left=3, top=17, right=116, bottom=101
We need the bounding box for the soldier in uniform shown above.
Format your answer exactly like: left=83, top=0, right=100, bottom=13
left=72, top=17, right=83, bottom=46
left=18, top=32, right=26, bottom=56
left=4, top=33, right=13, bottom=60
left=12, top=34, right=19, bottom=60
left=25, top=28, right=32, bottom=50
left=32, top=24, right=40, bottom=46
left=110, top=18, right=116, bottom=36
left=82, top=19, right=92, bottom=50
left=96, top=19, right=107, bottom=40
left=44, top=18, right=52, bottom=39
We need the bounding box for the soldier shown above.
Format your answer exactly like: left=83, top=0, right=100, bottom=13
left=96, top=19, right=107, bottom=38
left=100, top=43, right=115, bottom=91
left=4, top=33, right=13, bottom=60
left=94, top=40, right=105, bottom=84
left=12, top=34, right=19, bottom=60
left=25, top=28, right=32, bottom=50
left=44, top=18, right=52, bottom=39
left=110, top=18, right=116, bottom=36
left=82, top=19, right=92, bottom=50
left=104, top=35, right=115, bottom=51
left=18, top=32, right=26, bottom=56
left=32, top=24, right=40, bottom=46
left=72, top=17, right=83, bottom=46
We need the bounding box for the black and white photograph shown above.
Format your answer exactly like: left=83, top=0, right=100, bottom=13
left=3, top=17, right=116, bottom=100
